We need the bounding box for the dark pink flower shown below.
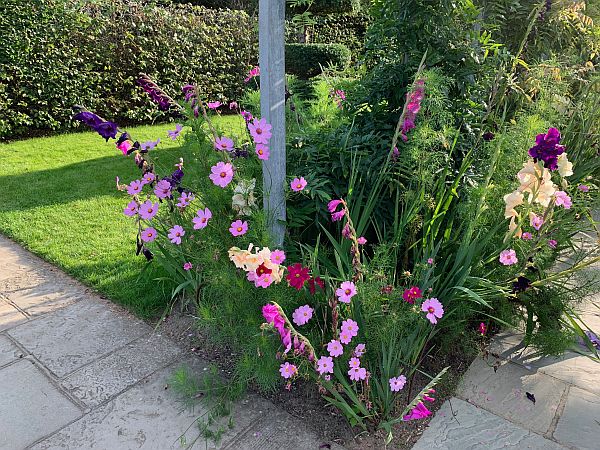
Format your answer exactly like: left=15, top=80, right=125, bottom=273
left=402, top=402, right=432, bottom=421
left=402, top=286, right=422, bottom=304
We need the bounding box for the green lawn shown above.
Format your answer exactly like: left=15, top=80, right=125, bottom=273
left=0, top=118, right=242, bottom=317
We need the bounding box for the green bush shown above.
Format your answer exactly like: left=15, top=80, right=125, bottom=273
left=285, top=43, right=351, bottom=78
left=307, top=0, right=361, bottom=14
left=0, top=0, right=256, bottom=139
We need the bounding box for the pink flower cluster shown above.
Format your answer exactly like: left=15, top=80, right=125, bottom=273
left=248, top=118, right=272, bottom=160
left=229, top=245, right=285, bottom=288
left=401, top=79, right=425, bottom=142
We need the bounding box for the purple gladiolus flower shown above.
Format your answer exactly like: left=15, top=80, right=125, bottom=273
left=137, top=73, right=176, bottom=111
left=168, top=124, right=183, bottom=140
left=528, top=127, right=566, bottom=170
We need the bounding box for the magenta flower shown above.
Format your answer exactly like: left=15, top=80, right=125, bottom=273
left=215, top=136, right=234, bottom=152
left=340, top=331, right=353, bottom=345
left=290, top=177, right=307, bottom=192
left=117, top=140, right=133, bottom=156
left=292, top=305, right=313, bottom=326
left=141, top=172, right=156, bottom=185
left=353, top=343, right=366, bottom=357
left=209, top=161, right=234, bottom=188
left=255, top=274, right=273, bottom=288
left=530, top=214, right=544, bottom=230
left=176, top=192, right=194, bottom=208
left=229, top=220, right=248, bottom=237
left=554, top=191, right=572, bottom=209
left=548, top=239, right=558, bottom=249
left=123, top=200, right=138, bottom=217
left=389, top=375, right=407, bottom=392
left=248, top=118, right=272, bottom=144
left=154, top=180, right=172, bottom=199
left=255, top=144, right=270, bottom=160
left=349, top=357, right=361, bottom=368
left=270, top=249, right=286, bottom=265
left=348, top=366, right=367, bottom=382
left=167, top=124, right=183, bottom=140
left=522, top=232, right=533, bottom=240
left=328, top=199, right=342, bottom=213
left=357, top=236, right=367, bottom=245
left=479, top=322, right=487, bottom=335
left=168, top=225, right=185, bottom=245
left=422, top=298, right=444, bottom=324
left=578, top=184, right=590, bottom=192
left=127, top=180, right=143, bottom=196
left=241, top=110, right=253, bottom=123
left=402, top=402, right=432, bottom=421
left=335, top=281, right=357, bottom=303
left=317, top=356, right=334, bottom=375
left=327, top=339, right=344, bottom=357
left=403, top=286, right=422, bottom=304
left=341, top=318, right=359, bottom=337
left=140, top=227, right=157, bottom=243
left=279, top=362, right=297, bottom=379
left=244, top=66, right=260, bottom=83
left=207, top=101, right=221, bottom=110
left=229, top=101, right=238, bottom=110
left=139, top=200, right=159, bottom=220
left=499, top=249, right=518, bottom=266
left=331, top=210, right=345, bottom=222
left=192, top=208, right=212, bottom=229
left=183, top=262, right=193, bottom=271
left=427, top=258, right=434, bottom=265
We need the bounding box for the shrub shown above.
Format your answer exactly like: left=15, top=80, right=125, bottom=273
left=305, top=0, right=361, bottom=14
left=285, top=43, right=352, bottom=78
left=0, top=0, right=255, bottom=139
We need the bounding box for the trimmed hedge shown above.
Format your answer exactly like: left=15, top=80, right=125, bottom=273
left=0, top=0, right=255, bottom=139
left=285, top=43, right=351, bottom=78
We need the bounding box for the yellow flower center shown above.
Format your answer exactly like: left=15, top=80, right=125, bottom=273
left=237, top=227, right=243, bottom=232
left=428, top=307, right=435, bottom=313
left=220, top=172, right=227, bottom=178
left=345, top=289, right=351, bottom=295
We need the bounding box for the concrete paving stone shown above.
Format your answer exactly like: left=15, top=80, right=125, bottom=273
left=413, top=397, right=567, bottom=450
left=0, top=359, right=81, bottom=449
left=456, top=357, right=567, bottom=435
left=8, top=299, right=150, bottom=378
left=62, top=334, right=184, bottom=407
left=0, top=333, right=22, bottom=366
left=553, top=387, right=600, bottom=450
left=0, top=298, right=28, bottom=332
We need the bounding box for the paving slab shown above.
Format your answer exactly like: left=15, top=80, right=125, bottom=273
left=456, top=357, right=568, bottom=435
left=553, top=386, right=600, bottom=450
left=8, top=299, right=150, bottom=378
left=0, top=333, right=22, bottom=366
left=413, top=397, right=566, bottom=450
left=61, top=334, right=183, bottom=407
left=0, top=298, right=28, bottom=332
left=0, top=359, right=81, bottom=449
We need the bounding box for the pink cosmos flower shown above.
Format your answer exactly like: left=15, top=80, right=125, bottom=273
left=248, top=118, right=272, bottom=144
left=183, top=262, right=193, bottom=271
left=209, top=162, right=234, bottom=188
left=229, top=220, right=248, bottom=237
left=348, top=366, right=367, bottom=382
left=140, top=227, right=157, bottom=243
left=521, top=232, right=533, bottom=240
left=328, top=199, right=342, bottom=213
left=327, top=339, right=344, bottom=357
left=141, top=172, right=156, bottom=185
left=176, top=192, right=194, bottom=208
left=244, top=66, right=260, bottom=82
left=530, top=214, right=544, bottom=231
left=340, top=331, right=353, bottom=345
left=270, top=249, right=286, bottom=265
left=341, top=319, right=359, bottom=337
left=123, top=200, right=138, bottom=217
left=336, top=281, right=357, bottom=303
left=403, top=286, right=422, bottom=304
left=290, top=177, right=307, bottom=192
left=279, top=362, right=297, bottom=379
left=168, top=225, right=185, bottom=245
left=215, top=136, right=234, bottom=152
left=154, top=179, right=172, bottom=199
left=255, top=144, right=270, bottom=160
left=389, top=375, right=407, bottom=392
left=317, top=356, right=334, bottom=375
left=554, top=191, right=572, bottom=209
left=139, top=200, right=159, bottom=220
left=292, top=305, right=313, bottom=326
left=229, top=101, right=238, bottom=110
left=578, top=184, right=589, bottom=192
left=256, top=274, right=273, bottom=288
left=422, top=298, right=444, bottom=324
left=349, top=357, right=361, bottom=369
left=117, top=140, right=133, bottom=155
left=127, top=180, right=143, bottom=196
left=402, top=402, right=432, bottom=421
left=357, top=236, right=367, bottom=245
left=207, top=101, right=221, bottom=110
left=499, top=249, right=518, bottom=266
left=548, top=239, right=557, bottom=249
left=192, top=208, right=212, bottom=229
left=353, top=343, right=366, bottom=357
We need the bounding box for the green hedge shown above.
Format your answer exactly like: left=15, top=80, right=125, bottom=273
left=285, top=43, right=351, bottom=78
left=0, top=0, right=255, bottom=139
left=309, top=0, right=361, bottom=14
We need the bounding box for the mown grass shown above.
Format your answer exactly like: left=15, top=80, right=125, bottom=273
left=0, top=118, right=241, bottom=317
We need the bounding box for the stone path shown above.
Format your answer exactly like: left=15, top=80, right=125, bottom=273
left=0, top=235, right=342, bottom=450
left=414, top=227, right=600, bottom=449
